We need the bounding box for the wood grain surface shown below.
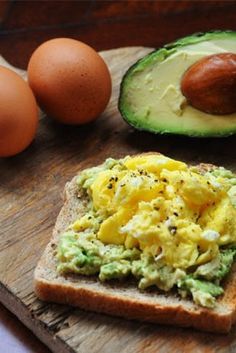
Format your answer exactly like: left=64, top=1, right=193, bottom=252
left=0, top=303, right=51, bottom=353
left=1, top=46, right=236, bottom=353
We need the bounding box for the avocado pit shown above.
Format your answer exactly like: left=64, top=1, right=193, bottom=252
left=181, top=53, right=236, bottom=115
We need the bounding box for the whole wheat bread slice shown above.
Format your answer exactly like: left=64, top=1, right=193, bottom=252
left=34, top=159, right=236, bottom=333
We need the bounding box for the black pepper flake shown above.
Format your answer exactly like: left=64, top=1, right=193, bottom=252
left=180, top=180, right=184, bottom=184
left=107, top=183, right=113, bottom=189
left=139, top=169, right=147, bottom=176
left=162, top=178, right=167, bottom=183
left=173, top=212, right=179, bottom=217
left=120, top=183, right=126, bottom=187
left=154, top=207, right=160, bottom=211
left=159, top=190, right=164, bottom=194
left=115, top=177, right=118, bottom=182
left=88, top=216, right=92, bottom=220
left=207, top=181, right=210, bottom=185
left=169, top=226, right=177, bottom=235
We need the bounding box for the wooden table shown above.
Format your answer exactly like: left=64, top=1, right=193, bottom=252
left=1, top=1, right=236, bottom=352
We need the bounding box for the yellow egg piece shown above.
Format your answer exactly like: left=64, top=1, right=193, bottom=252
left=97, top=208, right=133, bottom=245
left=78, top=153, right=236, bottom=271
left=124, top=154, right=187, bottom=175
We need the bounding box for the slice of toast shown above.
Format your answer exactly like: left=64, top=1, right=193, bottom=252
left=34, top=161, right=236, bottom=333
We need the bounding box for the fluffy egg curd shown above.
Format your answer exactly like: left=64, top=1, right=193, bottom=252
left=57, top=154, right=236, bottom=308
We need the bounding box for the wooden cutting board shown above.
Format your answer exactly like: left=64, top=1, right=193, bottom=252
left=1, top=47, right=236, bottom=353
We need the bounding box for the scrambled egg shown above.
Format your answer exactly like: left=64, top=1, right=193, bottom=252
left=75, top=154, right=236, bottom=270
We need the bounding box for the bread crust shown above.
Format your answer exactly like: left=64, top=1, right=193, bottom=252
left=34, top=154, right=236, bottom=333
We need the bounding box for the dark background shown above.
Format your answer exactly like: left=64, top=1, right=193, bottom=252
left=1, top=0, right=236, bottom=70
left=0, top=1, right=236, bottom=352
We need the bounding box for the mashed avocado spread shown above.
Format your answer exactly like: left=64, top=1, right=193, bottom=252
left=57, top=155, right=236, bottom=308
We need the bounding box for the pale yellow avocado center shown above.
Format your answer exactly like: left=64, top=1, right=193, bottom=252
left=73, top=154, right=236, bottom=270
left=128, top=39, right=236, bottom=134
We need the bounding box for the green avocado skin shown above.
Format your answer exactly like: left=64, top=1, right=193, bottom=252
left=118, top=31, right=236, bottom=138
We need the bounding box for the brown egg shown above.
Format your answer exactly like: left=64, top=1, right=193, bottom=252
left=27, top=38, right=112, bottom=125
left=0, top=66, right=38, bottom=157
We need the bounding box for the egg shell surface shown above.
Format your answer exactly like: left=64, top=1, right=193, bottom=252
left=27, top=38, right=112, bottom=125
left=0, top=66, right=38, bottom=157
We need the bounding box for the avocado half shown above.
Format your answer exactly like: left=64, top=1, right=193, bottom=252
left=119, top=31, right=236, bottom=137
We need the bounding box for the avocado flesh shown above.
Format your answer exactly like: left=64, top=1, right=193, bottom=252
left=119, top=31, right=236, bottom=137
